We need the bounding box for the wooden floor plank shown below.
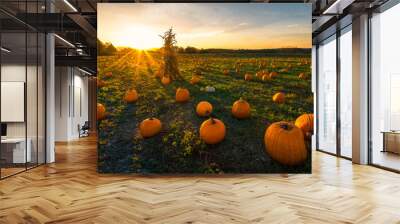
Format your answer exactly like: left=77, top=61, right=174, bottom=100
left=0, top=136, right=399, bottom=223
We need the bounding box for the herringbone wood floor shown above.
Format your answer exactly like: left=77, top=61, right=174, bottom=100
left=1, top=136, right=400, bottom=224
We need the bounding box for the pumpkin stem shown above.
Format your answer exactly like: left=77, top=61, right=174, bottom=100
left=280, top=122, right=293, bottom=131
left=208, top=114, right=216, bottom=124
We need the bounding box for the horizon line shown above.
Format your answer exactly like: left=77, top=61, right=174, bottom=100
left=113, top=46, right=312, bottom=51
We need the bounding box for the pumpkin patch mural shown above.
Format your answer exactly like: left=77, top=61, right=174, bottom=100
left=97, top=3, right=313, bottom=173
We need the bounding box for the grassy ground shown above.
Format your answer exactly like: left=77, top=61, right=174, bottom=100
left=97, top=50, right=312, bottom=173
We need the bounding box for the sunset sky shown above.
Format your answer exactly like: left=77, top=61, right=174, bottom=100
left=98, top=3, right=311, bottom=50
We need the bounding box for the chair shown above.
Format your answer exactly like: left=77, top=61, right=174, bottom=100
left=78, top=121, right=90, bottom=138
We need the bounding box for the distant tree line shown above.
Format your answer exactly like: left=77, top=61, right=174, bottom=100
left=98, top=39, right=117, bottom=56
left=176, top=46, right=200, bottom=54
left=176, top=46, right=310, bottom=56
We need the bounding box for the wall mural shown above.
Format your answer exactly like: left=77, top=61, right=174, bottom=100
left=97, top=3, right=313, bottom=173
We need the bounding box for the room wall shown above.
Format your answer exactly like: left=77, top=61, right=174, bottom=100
left=54, top=66, right=70, bottom=141
left=1, top=64, right=39, bottom=138
left=1, top=64, right=26, bottom=141
left=54, top=67, right=89, bottom=141
left=1, top=63, right=45, bottom=164
left=72, top=72, right=89, bottom=138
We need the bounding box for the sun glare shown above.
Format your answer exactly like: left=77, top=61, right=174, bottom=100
left=110, top=26, right=162, bottom=50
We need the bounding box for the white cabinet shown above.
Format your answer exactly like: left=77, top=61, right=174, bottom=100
left=1, top=138, right=32, bottom=163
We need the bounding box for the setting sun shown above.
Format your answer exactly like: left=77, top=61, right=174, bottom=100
left=106, top=26, right=162, bottom=50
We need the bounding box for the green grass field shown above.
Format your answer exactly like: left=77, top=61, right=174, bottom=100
left=97, top=50, right=312, bottom=173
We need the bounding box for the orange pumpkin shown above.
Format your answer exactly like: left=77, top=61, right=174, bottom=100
left=155, top=70, right=163, bottom=78
left=161, top=76, right=171, bottom=85
left=223, top=69, right=229, bottom=75
left=196, top=101, right=213, bottom=117
left=244, top=73, right=252, bottom=81
left=124, top=89, right=138, bottom=103
left=190, top=75, right=201, bottom=85
left=298, top=73, right=306, bottom=80
left=269, top=71, right=278, bottom=79
left=97, top=103, right=106, bottom=120
left=295, top=114, right=314, bottom=138
left=175, top=88, right=190, bottom=103
left=199, top=118, right=226, bottom=144
left=231, top=98, right=250, bottom=119
left=264, top=121, right=307, bottom=165
left=262, top=74, right=270, bottom=81
left=139, top=118, right=162, bottom=138
left=256, top=71, right=264, bottom=78
left=272, top=92, right=285, bottom=104
left=104, top=71, right=112, bottom=78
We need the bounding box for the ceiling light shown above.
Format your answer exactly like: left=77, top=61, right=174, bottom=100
left=76, top=48, right=85, bottom=55
left=63, top=0, right=78, bottom=12
left=1, top=47, right=11, bottom=53
left=54, top=34, right=75, bottom=48
left=322, top=0, right=354, bottom=15
left=323, top=1, right=341, bottom=14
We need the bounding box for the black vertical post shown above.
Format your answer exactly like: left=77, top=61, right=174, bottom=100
left=73, top=68, right=75, bottom=118
left=367, top=11, right=373, bottom=165
left=336, top=27, right=341, bottom=157
left=59, top=69, right=61, bottom=117
left=69, top=69, right=71, bottom=118
left=80, top=88, right=82, bottom=117
left=315, top=44, right=320, bottom=151
left=44, top=33, right=47, bottom=164
left=44, top=0, right=48, bottom=165
left=25, top=0, right=28, bottom=171
left=36, top=0, right=39, bottom=167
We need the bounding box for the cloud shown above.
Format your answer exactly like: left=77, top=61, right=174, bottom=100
left=224, top=22, right=255, bottom=33
left=180, top=30, right=225, bottom=39
left=287, top=24, right=299, bottom=28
